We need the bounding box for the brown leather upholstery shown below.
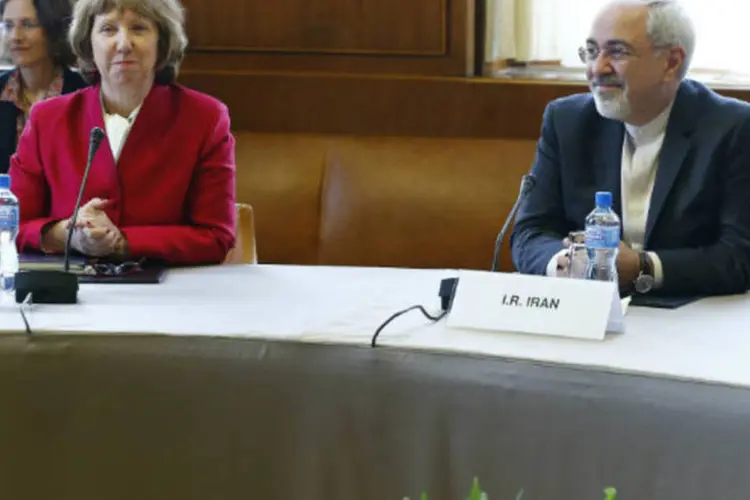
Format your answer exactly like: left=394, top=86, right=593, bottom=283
left=224, top=203, right=258, bottom=265
left=235, top=134, right=328, bottom=265
left=235, top=133, right=537, bottom=271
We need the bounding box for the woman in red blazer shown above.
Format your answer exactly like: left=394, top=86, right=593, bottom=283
left=9, top=0, right=236, bottom=266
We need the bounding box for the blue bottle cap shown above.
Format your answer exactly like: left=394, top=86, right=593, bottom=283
left=0, top=174, right=9, bottom=190
left=595, top=191, right=612, bottom=207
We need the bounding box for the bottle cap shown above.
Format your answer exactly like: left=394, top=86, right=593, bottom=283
left=595, top=191, right=612, bottom=208
left=0, top=174, right=9, bottom=190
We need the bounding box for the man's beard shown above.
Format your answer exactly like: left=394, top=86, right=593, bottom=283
left=591, top=83, right=632, bottom=121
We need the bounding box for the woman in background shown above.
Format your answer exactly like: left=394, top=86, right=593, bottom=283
left=8, top=0, right=236, bottom=265
left=0, top=0, right=87, bottom=173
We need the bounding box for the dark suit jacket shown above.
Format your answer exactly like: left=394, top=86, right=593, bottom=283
left=510, top=79, right=750, bottom=296
left=0, top=67, right=87, bottom=174
left=9, top=82, right=236, bottom=265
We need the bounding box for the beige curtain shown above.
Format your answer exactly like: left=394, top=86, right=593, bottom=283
left=484, top=0, right=563, bottom=71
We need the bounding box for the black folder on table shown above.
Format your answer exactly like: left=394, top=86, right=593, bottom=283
left=77, top=267, right=167, bottom=284
left=629, top=294, right=703, bottom=309
left=19, top=254, right=167, bottom=284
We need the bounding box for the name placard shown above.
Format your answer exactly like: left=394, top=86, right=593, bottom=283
left=445, top=270, right=624, bottom=341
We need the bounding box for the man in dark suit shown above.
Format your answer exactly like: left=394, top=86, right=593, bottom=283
left=510, top=0, right=750, bottom=296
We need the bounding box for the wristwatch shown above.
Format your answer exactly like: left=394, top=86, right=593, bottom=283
left=634, top=251, right=655, bottom=294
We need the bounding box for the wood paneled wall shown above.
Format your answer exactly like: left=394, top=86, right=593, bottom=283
left=180, top=0, right=474, bottom=77
left=177, top=71, right=582, bottom=138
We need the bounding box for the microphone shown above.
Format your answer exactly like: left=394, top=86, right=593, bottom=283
left=15, top=127, right=106, bottom=304
left=438, top=173, right=537, bottom=311
left=65, top=127, right=106, bottom=272
left=490, top=173, right=537, bottom=272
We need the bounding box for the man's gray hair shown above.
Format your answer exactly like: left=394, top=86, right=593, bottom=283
left=645, top=0, right=696, bottom=79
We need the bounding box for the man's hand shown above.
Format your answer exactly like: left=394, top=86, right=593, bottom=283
left=616, top=241, right=640, bottom=286
left=555, top=236, right=573, bottom=275
left=559, top=237, right=640, bottom=284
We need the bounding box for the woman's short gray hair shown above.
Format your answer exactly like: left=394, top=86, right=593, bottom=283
left=68, top=0, right=188, bottom=84
left=645, top=0, right=695, bottom=80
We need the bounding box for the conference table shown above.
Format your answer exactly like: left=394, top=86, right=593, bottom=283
left=0, top=264, right=749, bottom=500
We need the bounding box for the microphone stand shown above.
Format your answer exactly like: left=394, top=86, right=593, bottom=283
left=438, top=173, right=537, bottom=311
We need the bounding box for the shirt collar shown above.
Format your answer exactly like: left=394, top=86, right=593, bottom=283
left=625, top=99, right=675, bottom=147
left=99, top=88, right=143, bottom=123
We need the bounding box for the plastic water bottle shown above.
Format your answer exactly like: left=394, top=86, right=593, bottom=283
left=584, top=191, right=620, bottom=282
left=0, top=174, right=19, bottom=298
left=0, top=231, right=18, bottom=300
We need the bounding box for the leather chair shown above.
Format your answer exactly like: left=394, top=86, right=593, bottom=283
left=224, top=202, right=258, bottom=265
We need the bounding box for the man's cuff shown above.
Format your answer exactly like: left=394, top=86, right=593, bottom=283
left=648, top=251, right=664, bottom=287
left=546, top=249, right=569, bottom=277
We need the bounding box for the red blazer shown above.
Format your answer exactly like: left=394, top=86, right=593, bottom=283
left=9, top=82, right=236, bottom=265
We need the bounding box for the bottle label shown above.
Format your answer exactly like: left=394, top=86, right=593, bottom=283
left=0, top=205, right=18, bottom=232
left=585, top=226, right=620, bottom=249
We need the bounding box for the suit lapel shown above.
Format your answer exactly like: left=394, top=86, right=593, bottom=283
left=593, top=117, right=625, bottom=219
left=116, top=84, right=172, bottom=172
left=645, top=82, right=696, bottom=245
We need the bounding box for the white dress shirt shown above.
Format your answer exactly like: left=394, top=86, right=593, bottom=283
left=101, top=92, right=142, bottom=162
left=546, top=102, right=675, bottom=286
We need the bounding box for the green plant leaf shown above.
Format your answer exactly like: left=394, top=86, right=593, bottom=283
left=467, top=477, right=483, bottom=500
left=406, top=479, right=616, bottom=500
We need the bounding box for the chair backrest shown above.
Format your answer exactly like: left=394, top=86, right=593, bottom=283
left=224, top=203, right=258, bottom=265
left=233, top=132, right=537, bottom=271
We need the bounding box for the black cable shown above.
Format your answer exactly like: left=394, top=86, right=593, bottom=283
left=18, top=292, right=32, bottom=336
left=371, top=305, right=447, bottom=347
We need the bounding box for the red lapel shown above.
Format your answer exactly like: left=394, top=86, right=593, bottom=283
left=116, top=84, right=172, bottom=171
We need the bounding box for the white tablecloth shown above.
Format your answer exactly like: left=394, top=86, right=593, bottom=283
left=1, top=264, right=749, bottom=387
